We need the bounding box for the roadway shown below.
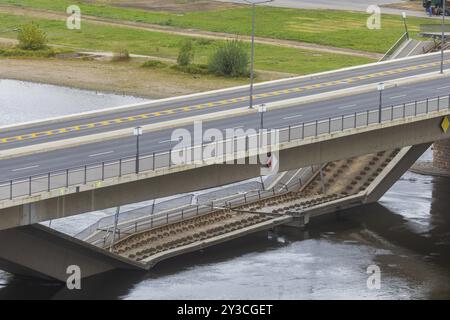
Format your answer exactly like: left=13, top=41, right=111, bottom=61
left=1, top=52, right=450, bottom=149
left=1, top=71, right=449, bottom=182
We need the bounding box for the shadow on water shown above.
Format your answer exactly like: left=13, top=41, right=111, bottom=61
left=1, top=176, right=450, bottom=299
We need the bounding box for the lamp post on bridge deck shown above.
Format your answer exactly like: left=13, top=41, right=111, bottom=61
left=134, top=126, right=143, bottom=174
left=243, top=0, right=274, bottom=109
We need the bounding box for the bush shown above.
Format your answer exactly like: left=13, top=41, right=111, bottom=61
left=112, top=48, right=130, bottom=61
left=177, top=40, right=194, bottom=67
left=141, top=60, right=167, bottom=68
left=208, top=40, right=249, bottom=77
left=17, top=24, right=47, bottom=50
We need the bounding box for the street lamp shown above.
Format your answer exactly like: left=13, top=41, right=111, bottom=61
left=133, top=126, right=143, bottom=173
left=377, top=82, right=384, bottom=123
left=441, top=1, right=447, bottom=74
left=243, top=0, right=274, bottom=109
left=258, top=103, right=267, bottom=130
left=402, top=12, right=409, bottom=39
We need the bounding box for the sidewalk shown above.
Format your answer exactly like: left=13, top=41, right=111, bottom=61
left=216, top=0, right=437, bottom=19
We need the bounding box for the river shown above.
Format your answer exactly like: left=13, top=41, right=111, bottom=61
left=0, top=80, right=449, bottom=300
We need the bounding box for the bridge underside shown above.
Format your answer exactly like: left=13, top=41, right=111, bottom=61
left=0, top=141, right=433, bottom=281
left=0, top=224, right=143, bottom=282
left=0, top=113, right=448, bottom=231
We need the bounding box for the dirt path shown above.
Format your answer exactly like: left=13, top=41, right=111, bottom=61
left=0, top=4, right=382, bottom=59
left=0, top=58, right=292, bottom=99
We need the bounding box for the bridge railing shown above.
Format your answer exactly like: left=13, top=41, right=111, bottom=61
left=97, top=177, right=307, bottom=248
left=0, top=94, right=449, bottom=202
left=379, top=32, right=409, bottom=62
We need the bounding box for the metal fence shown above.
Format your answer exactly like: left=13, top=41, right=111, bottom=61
left=1, top=94, right=449, bottom=202
left=379, top=32, right=409, bottom=62
left=96, top=174, right=308, bottom=248
left=420, top=24, right=450, bottom=34
left=74, top=194, right=193, bottom=241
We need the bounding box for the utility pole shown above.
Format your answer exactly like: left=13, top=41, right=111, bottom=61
left=402, top=12, right=409, bottom=39
left=378, top=82, right=384, bottom=123
left=134, top=126, right=143, bottom=174
left=244, top=0, right=274, bottom=109
left=441, top=0, right=446, bottom=74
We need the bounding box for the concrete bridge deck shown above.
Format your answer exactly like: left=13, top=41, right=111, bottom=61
left=0, top=49, right=450, bottom=281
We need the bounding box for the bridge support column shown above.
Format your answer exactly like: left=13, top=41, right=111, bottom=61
left=433, top=138, right=450, bottom=173
left=0, top=224, right=144, bottom=282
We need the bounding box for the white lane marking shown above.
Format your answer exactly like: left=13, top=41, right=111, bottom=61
left=89, top=150, right=114, bottom=157
left=338, top=104, right=356, bottom=110
left=283, top=114, right=303, bottom=120
left=437, top=85, right=450, bottom=90
left=389, top=94, right=407, bottom=99
left=233, top=125, right=244, bottom=129
left=159, top=139, right=175, bottom=144
left=407, top=41, right=423, bottom=57
left=12, top=165, right=39, bottom=172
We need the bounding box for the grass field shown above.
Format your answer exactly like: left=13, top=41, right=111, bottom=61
left=0, top=12, right=373, bottom=75
left=0, top=0, right=442, bottom=53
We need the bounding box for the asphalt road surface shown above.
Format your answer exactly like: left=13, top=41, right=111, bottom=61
left=1, top=52, right=449, bottom=150
left=0, top=61, right=449, bottom=183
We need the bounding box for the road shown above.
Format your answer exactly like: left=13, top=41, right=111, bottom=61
left=216, top=0, right=431, bottom=18
left=1, top=52, right=450, bottom=150
left=1, top=53, right=450, bottom=183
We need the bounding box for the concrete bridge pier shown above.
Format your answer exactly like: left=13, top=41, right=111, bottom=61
left=433, top=138, right=450, bottom=174
left=411, top=138, right=450, bottom=177
left=0, top=224, right=145, bottom=282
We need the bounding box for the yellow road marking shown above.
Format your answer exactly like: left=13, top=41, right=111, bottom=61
left=2, top=59, right=449, bottom=144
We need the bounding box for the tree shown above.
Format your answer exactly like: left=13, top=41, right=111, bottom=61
left=17, top=23, right=47, bottom=50
left=208, top=40, right=249, bottom=77
left=177, top=40, right=194, bottom=66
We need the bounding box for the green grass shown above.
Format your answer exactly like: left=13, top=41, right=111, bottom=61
left=0, top=0, right=444, bottom=53
left=0, top=12, right=373, bottom=75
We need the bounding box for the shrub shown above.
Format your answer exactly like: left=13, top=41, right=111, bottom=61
left=17, top=23, right=47, bottom=50
left=177, top=40, right=194, bottom=67
left=112, top=48, right=130, bottom=61
left=208, top=40, right=249, bottom=77
left=141, top=60, right=167, bottom=68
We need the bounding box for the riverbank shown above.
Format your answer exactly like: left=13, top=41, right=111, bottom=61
left=0, top=57, right=288, bottom=99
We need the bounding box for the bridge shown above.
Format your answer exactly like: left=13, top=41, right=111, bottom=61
left=0, top=50, right=449, bottom=281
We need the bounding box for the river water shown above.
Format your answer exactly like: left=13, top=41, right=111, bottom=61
left=0, top=80, right=450, bottom=300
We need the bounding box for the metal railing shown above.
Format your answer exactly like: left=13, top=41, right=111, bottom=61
left=379, top=32, right=409, bottom=62
left=1, top=94, right=449, bottom=202
left=420, top=24, right=450, bottom=34
left=97, top=175, right=309, bottom=248
left=75, top=194, right=193, bottom=241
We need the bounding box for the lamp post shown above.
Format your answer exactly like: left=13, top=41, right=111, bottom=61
left=377, top=82, right=384, bottom=123
left=133, top=126, right=143, bottom=174
left=244, top=0, right=273, bottom=109
left=402, top=12, right=409, bottom=39
left=258, top=103, right=267, bottom=130
left=441, top=0, right=447, bottom=74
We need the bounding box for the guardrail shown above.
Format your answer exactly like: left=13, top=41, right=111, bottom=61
left=96, top=175, right=310, bottom=248
left=379, top=32, right=409, bottom=62
left=75, top=194, right=193, bottom=241
left=420, top=24, right=450, bottom=34
left=0, top=94, right=449, bottom=202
